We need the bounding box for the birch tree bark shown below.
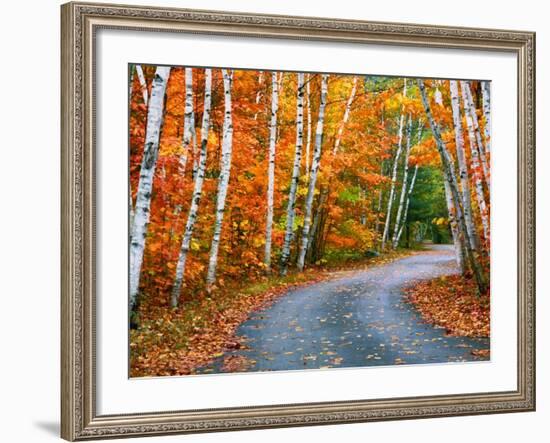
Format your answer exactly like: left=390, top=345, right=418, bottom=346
left=297, top=74, right=329, bottom=271
left=253, top=71, right=264, bottom=121
left=280, top=73, right=305, bottom=275
left=375, top=174, right=384, bottom=236
left=360, top=185, right=367, bottom=226
left=395, top=164, right=418, bottom=245
left=443, top=178, right=466, bottom=273
left=303, top=76, right=357, bottom=262
left=461, top=81, right=490, bottom=189
left=206, top=70, right=234, bottom=288
left=178, top=67, right=194, bottom=176
left=135, top=65, right=148, bottom=106
left=375, top=113, right=386, bottom=238
left=255, top=71, right=264, bottom=104
left=461, top=83, right=490, bottom=242
left=264, top=72, right=279, bottom=273
left=305, top=74, right=312, bottom=176
left=170, top=69, right=212, bottom=307
left=332, top=76, right=357, bottom=156
left=129, top=66, right=171, bottom=314
left=481, top=81, right=491, bottom=154
left=450, top=80, right=479, bottom=250
left=418, top=79, right=488, bottom=294
left=391, top=115, right=413, bottom=249
left=190, top=108, right=198, bottom=180
left=467, top=138, right=490, bottom=241
left=381, top=79, right=407, bottom=250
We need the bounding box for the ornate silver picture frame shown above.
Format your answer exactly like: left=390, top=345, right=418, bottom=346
left=61, top=1, right=535, bottom=440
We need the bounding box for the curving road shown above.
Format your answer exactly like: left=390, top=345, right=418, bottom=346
left=196, top=245, right=489, bottom=374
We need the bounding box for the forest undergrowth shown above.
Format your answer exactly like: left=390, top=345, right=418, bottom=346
left=130, top=249, right=413, bottom=377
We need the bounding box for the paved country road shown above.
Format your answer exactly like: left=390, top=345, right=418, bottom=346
left=196, top=244, right=490, bottom=374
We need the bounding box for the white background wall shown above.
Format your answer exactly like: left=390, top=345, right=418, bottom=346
left=0, top=0, right=546, bottom=442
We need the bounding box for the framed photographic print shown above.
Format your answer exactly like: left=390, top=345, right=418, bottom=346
left=61, top=1, right=535, bottom=440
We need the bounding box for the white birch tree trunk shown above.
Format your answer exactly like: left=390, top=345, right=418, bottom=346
left=129, top=66, right=171, bottom=313
left=129, top=64, right=135, bottom=99
left=418, top=79, right=488, bottom=294
left=375, top=113, right=386, bottom=239
left=332, top=76, right=358, bottom=156
left=481, top=81, right=491, bottom=154
left=468, top=138, right=490, bottom=242
left=381, top=79, right=407, bottom=250
left=375, top=180, right=384, bottom=236
left=395, top=122, right=424, bottom=245
left=305, top=74, right=312, bottom=176
left=360, top=185, right=367, bottom=226
left=297, top=74, right=329, bottom=271
left=443, top=178, right=466, bottom=273
left=255, top=71, right=264, bottom=104
left=264, top=72, right=279, bottom=273
left=135, top=65, right=148, bottom=106
left=253, top=71, right=264, bottom=121
left=450, top=80, right=479, bottom=250
left=170, top=69, right=212, bottom=307
left=280, top=73, right=305, bottom=275
left=391, top=115, right=413, bottom=249
left=206, top=70, right=234, bottom=288
left=461, top=84, right=490, bottom=242
left=302, top=76, right=357, bottom=261
left=396, top=164, right=418, bottom=244
left=178, top=67, right=194, bottom=176
left=190, top=109, right=198, bottom=180
left=461, top=81, right=490, bottom=189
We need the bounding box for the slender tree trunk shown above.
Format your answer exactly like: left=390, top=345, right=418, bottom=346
left=206, top=70, right=234, bottom=288
left=305, top=74, right=312, bottom=177
left=443, top=178, right=466, bottom=273
left=418, top=79, right=487, bottom=294
left=450, top=80, right=479, bottom=250
left=381, top=79, right=407, bottom=250
left=170, top=69, right=212, bottom=307
left=461, top=84, right=490, bottom=242
left=303, top=76, right=357, bottom=264
left=297, top=74, right=329, bottom=271
left=135, top=65, right=148, bottom=106
left=376, top=108, right=386, bottom=240
left=253, top=71, right=264, bottom=121
left=178, top=68, right=194, bottom=176
left=481, top=81, right=491, bottom=154
left=332, top=76, right=358, bottom=156
left=375, top=161, right=385, bottom=238
left=129, top=64, right=135, bottom=101
left=391, top=115, right=413, bottom=249
left=190, top=109, right=198, bottom=180
left=396, top=164, right=419, bottom=245
left=461, top=81, right=490, bottom=189
left=360, top=185, right=367, bottom=226
left=306, top=191, right=326, bottom=261
left=129, top=66, right=171, bottom=314
left=264, top=72, right=279, bottom=273
left=395, top=122, right=424, bottom=245
left=280, top=73, right=305, bottom=275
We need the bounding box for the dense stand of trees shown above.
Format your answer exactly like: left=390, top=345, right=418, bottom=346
left=129, top=66, right=491, bottom=322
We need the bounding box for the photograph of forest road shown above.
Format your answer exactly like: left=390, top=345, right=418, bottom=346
left=129, top=65, right=491, bottom=377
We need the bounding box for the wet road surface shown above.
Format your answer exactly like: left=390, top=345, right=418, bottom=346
left=196, top=245, right=489, bottom=374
